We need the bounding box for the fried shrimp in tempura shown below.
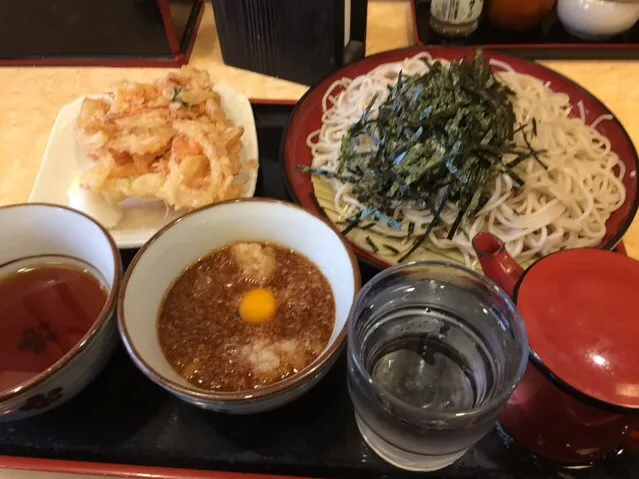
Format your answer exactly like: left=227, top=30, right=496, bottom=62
left=74, top=67, right=252, bottom=214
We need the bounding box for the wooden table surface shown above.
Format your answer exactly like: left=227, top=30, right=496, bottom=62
left=0, top=0, right=637, bottom=257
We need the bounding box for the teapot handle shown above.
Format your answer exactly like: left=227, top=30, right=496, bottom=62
left=623, top=426, right=639, bottom=452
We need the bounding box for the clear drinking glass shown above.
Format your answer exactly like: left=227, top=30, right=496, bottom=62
left=347, top=261, right=528, bottom=471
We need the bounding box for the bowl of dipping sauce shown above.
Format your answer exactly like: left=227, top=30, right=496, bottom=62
left=0, top=203, right=121, bottom=421
left=118, top=199, right=360, bottom=413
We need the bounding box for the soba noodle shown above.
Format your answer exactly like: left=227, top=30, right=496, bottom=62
left=307, top=53, right=627, bottom=265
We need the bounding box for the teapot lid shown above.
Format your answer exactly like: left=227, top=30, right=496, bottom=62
left=515, top=248, right=639, bottom=410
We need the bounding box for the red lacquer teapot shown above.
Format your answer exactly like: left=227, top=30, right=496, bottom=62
left=472, top=233, right=639, bottom=465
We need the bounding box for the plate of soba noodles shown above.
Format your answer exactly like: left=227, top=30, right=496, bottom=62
left=282, top=47, right=639, bottom=269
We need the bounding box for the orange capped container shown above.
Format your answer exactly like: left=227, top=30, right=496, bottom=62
left=489, top=0, right=556, bottom=31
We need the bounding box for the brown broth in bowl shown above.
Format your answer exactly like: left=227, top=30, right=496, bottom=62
left=0, top=258, right=108, bottom=392
left=157, top=242, right=336, bottom=392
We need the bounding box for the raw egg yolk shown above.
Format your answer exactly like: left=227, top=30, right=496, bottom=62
left=239, top=288, right=276, bottom=324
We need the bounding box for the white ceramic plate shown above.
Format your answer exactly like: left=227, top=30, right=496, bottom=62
left=29, top=84, right=259, bottom=249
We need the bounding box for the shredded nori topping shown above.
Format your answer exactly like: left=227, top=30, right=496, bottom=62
left=302, top=51, right=544, bottom=260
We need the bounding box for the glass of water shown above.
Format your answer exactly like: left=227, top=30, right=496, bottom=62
left=347, top=261, right=528, bottom=472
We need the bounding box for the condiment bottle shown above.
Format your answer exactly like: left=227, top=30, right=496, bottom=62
left=489, top=0, right=555, bottom=31
left=430, top=0, right=485, bottom=37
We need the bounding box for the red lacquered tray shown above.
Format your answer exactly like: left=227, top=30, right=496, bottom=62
left=0, top=0, right=204, bottom=67
left=0, top=456, right=313, bottom=479
left=412, top=0, right=639, bottom=60
left=1, top=101, right=635, bottom=479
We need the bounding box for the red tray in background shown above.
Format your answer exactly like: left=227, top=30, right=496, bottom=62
left=0, top=0, right=204, bottom=67
left=411, top=0, right=639, bottom=60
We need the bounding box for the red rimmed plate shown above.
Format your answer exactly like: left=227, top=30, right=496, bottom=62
left=282, top=46, right=639, bottom=269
